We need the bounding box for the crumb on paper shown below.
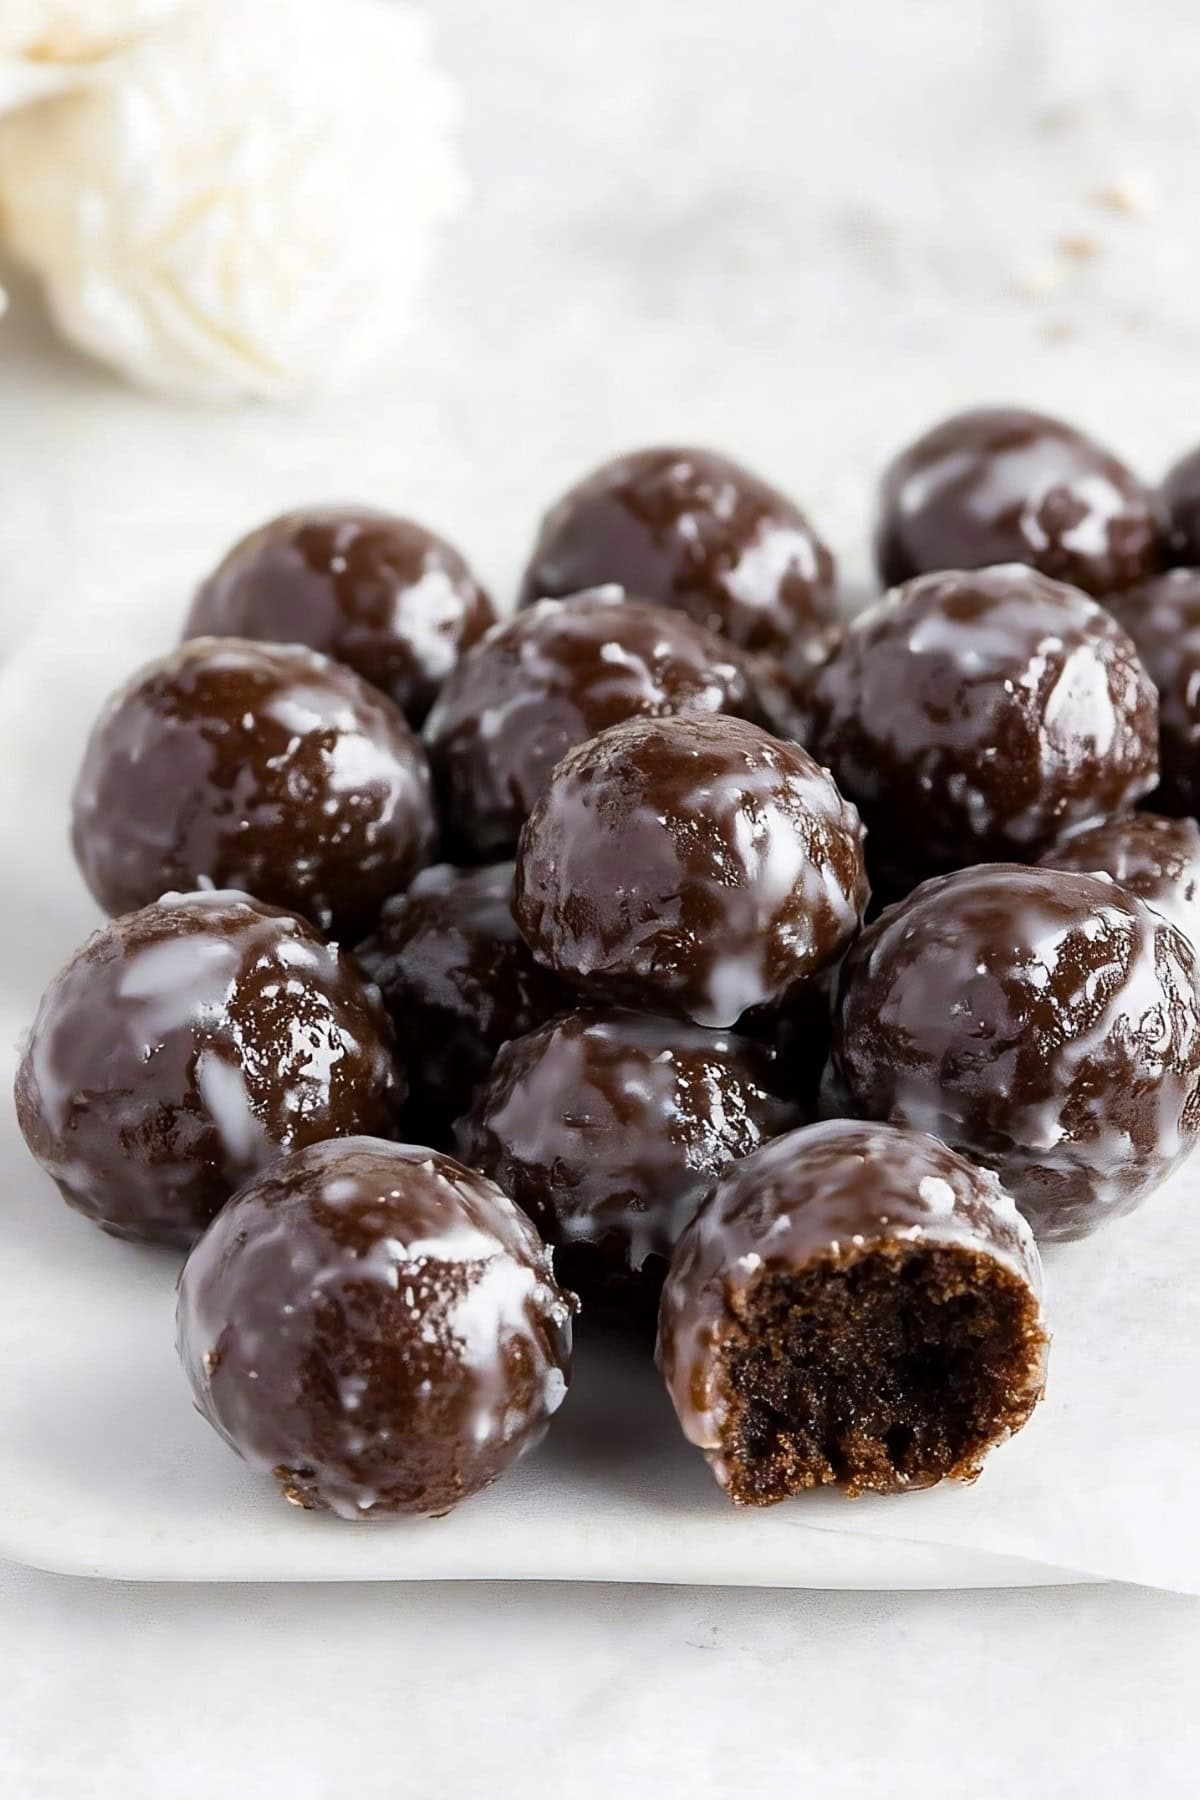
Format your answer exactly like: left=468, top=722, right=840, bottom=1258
left=1095, top=173, right=1157, bottom=218
left=1057, top=233, right=1101, bottom=262
left=1012, top=261, right=1064, bottom=300
left=1041, top=319, right=1076, bottom=344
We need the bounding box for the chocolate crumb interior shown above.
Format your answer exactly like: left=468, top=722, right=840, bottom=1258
left=718, top=1244, right=1046, bottom=1504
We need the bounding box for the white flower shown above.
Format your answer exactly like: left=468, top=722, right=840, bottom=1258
left=0, top=0, right=187, bottom=110
left=0, top=0, right=465, bottom=400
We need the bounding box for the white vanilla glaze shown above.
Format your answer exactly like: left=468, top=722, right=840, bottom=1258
left=517, top=712, right=868, bottom=1028
left=1109, top=571, right=1200, bottom=790
left=176, top=1138, right=573, bottom=1519
left=70, top=636, right=435, bottom=933
left=194, top=1050, right=272, bottom=1167
left=879, top=410, right=1162, bottom=601
left=462, top=1009, right=800, bottom=1278
left=392, top=566, right=474, bottom=684
left=16, top=889, right=400, bottom=1239
left=1038, top=812, right=1200, bottom=954
left=835, top=863, right=1200, bottom=1239
left=424, top=587, right=754, bottom=854
left=526, top=448, right=836, bottom=676
left=809, top=564, right=1158, bottom=874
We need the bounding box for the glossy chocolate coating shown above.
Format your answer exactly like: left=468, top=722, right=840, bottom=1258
left=72, top=637, right=437, bottom=941
left=518, top=446, right=838, bottom=676
left=177, top=1137, right=573, bottom=1518
left=14, top=891, right=403, bottom=1246
left=1107, top=570, right=1200, bottom=816
left=748, top=637, right=842, bottom=745
left=657, top=1118, right=1047, bottom=1497
left=1162, top=446, right=1200, bottom=564
left=513, top=712, right=869, bottom=1029
left=738, top=971, right=839, bottom=1116
left=184, top=507, right=495, bottom=727
left=355, top=862, right=570, bottom=1145
left=830, top=863, right=1200, bottom=1241
left=1038, top=813, right=1200, bottom=950
left=804, top=565, right=1159, bottom=895
left=457, top=1008, right=804, bottom=1324
left=875, top=406, right=1164, bottom=595
left=424, top=588, right=761, bottom=860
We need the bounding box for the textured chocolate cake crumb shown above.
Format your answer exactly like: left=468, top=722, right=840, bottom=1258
left=658, top=1119, right=1048, bottom=1504
left=717, top=1244, right=1045, bottom=1502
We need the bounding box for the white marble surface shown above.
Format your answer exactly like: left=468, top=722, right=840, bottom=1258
left=4, top=0, right=1200, bottom=1790
left=2, top=1564, right=1198, bottom=1798
left=3, top=0, right=1200, bottom=646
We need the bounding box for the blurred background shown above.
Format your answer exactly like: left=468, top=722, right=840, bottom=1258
left=2, top=0, right=1199, bottom=643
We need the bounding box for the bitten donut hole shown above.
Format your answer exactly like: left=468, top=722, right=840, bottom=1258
left=718, top=1246, right=1046, bottom=1504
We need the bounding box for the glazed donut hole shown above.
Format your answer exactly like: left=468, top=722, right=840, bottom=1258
left=21, top=421, right=1200, bottom=1516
